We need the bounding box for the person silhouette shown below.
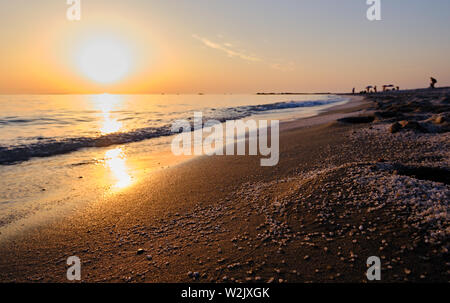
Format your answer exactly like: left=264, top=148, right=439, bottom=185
left=430, top=77, right=437, bottom=89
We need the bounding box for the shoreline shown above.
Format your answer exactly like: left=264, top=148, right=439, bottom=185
left=0, top=91, right=448, bottom=283
left=0, top=95, right=355, bottom=241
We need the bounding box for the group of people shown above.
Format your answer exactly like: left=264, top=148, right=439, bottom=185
left=351, top=77, right=438, bottom=95
left=352, top=85, right=399, bottom=94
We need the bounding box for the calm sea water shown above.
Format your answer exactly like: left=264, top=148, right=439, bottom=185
left=0, top=94, right=345, bottom=164
left=0, top=94, right=347, bottom=238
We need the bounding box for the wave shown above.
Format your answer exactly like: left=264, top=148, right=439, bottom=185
left=0, top=117, right=68, bottom=125
left=0, top=97, right=345, bottom=165
left=236, top=99, right=341, bottom=112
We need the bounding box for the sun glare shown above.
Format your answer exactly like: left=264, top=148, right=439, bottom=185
left=91, top=94, right=124, bottom=134
left=105, top=148, right=133, bottom=189
left=77, top=36, right=133, bottom=84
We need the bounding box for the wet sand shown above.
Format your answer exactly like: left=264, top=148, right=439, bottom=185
left=0, top=90, right=448, bottom=283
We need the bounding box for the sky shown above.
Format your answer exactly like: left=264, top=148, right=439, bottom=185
left=0, top=0, right=449, bottom=94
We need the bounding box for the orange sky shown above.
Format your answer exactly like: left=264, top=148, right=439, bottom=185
left=1, top=0, right=449, bottom=94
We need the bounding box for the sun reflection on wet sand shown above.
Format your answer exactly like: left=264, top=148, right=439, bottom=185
left=91, top=94, right=124, bottom=135
left=104, top=148, right=133, bottom=189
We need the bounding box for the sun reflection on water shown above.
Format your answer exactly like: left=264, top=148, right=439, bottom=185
left=91, top=94, right=124, bottom=135
left=100, top=115, right=123, bottom=134
left=104, top=148, right=133, bottom=189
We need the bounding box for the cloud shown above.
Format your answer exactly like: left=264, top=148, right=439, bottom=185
left=192, top=34, right=261, bottom=62
left=270, top=61, right=295, bottom=72
left=192, top=34, right=295, bottom=71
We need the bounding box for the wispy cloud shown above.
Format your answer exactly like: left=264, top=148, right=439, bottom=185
left=270, top=61, right=295, bottom=72
left=192, top=34, right=295, bottom=71
left=192, top=34, right=261, bottom=62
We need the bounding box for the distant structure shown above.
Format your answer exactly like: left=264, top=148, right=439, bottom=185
left=382, top=84, right=394, bottom=92
left=430, top=77, right=437, bottom=89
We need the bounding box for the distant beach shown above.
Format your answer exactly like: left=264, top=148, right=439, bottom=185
left=0, top=88, right=448, bottom=282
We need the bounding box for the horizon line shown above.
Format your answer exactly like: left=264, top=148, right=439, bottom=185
left=1, top=86, right=449, bottom=96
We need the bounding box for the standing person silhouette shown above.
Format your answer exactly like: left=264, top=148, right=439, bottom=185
left=430, top=77, right=437, bottom=89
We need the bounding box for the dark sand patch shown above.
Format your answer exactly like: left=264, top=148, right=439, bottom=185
left=337, top=116, right=375, bottom=124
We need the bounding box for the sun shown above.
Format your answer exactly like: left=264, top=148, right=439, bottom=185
left=76, top=36, right=133, bottom=84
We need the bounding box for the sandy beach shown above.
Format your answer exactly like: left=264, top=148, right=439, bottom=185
left=0, top=88, right=448, bottom=283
